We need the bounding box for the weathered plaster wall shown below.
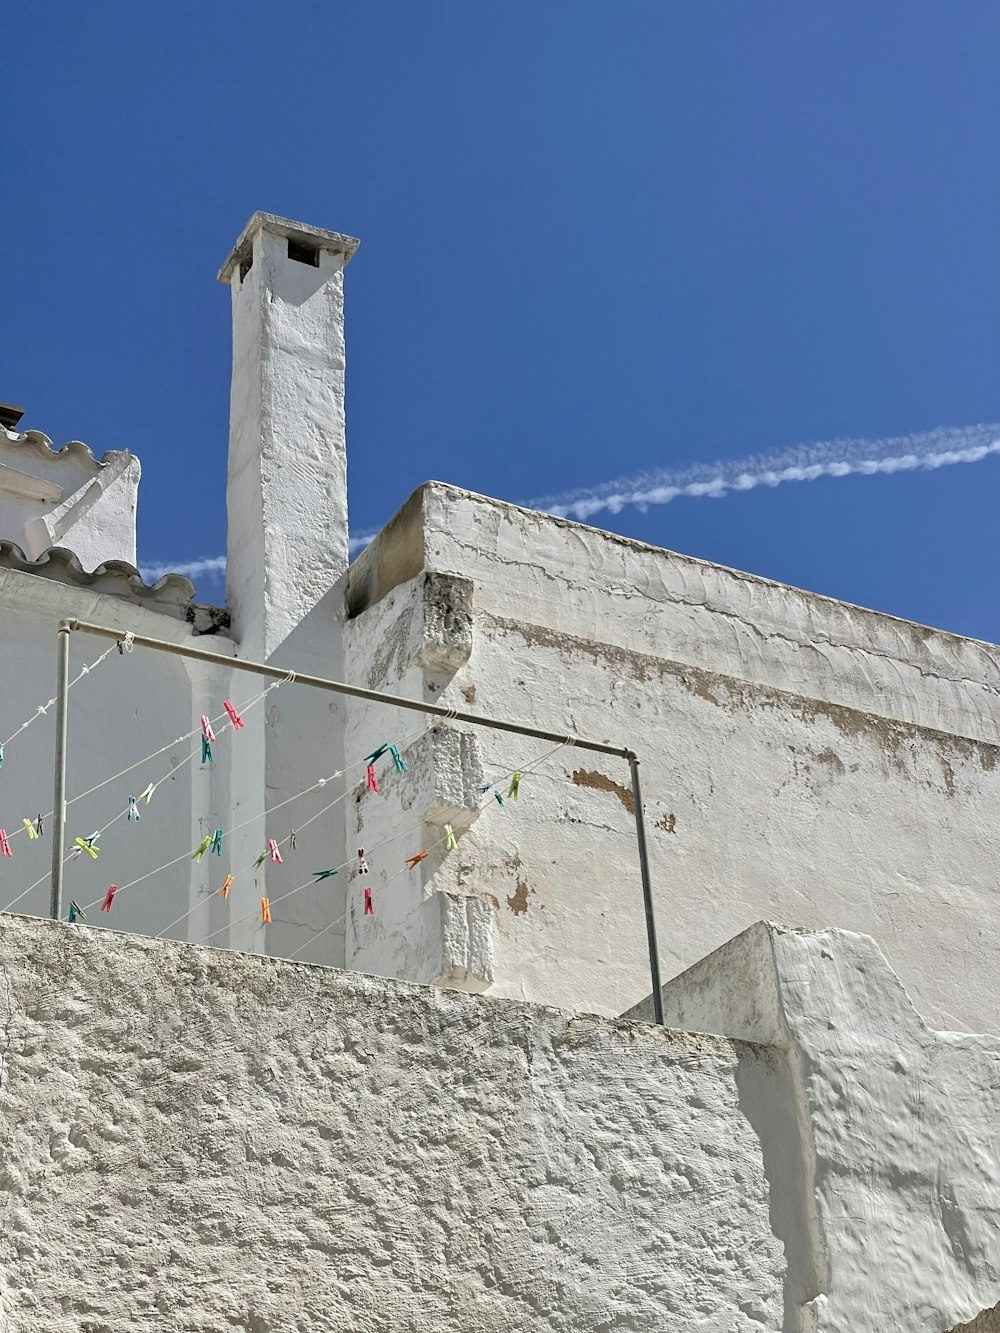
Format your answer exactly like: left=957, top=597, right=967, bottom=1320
left=346, top=483, right=1000, bottom=1032
left=626, top=922, right=1000, bottom=1333
left=0, top=913, right=786, bottom=1332
left=0, top=428, right=139, bottom=570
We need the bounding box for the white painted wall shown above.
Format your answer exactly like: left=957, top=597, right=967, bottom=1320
left=0, top=427, right=139, bottom=570
left=345, top=483, right=1000, bottom=1034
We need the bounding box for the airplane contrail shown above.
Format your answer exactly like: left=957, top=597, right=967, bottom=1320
left=141, top=423, right=1000, bottom=583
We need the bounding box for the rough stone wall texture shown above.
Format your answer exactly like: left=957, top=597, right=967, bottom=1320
left=346, top=483, right=1000, bottom=1032
left=0, top=913, right=786, bottom=1332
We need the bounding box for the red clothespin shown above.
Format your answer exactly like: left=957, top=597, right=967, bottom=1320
left=260, top=897, right=272, bottom=924
left=100, top=884, right=118, bottom=914
left=363, top=886, right=374, bottom=916
left=0, top=830, right=11, bottom=858
left=267, top=839, right=283, bottom=864
left=357, top=848, right=369, bottom=875
left=223, top=700, right=245, bottom=730
left=200, top=715, right=216, bottom=743
left=366, top=764, right=380, bottom=794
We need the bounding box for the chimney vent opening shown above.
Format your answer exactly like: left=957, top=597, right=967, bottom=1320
left=287, top=238, right=320, bottom=267
left=238, top=246, right=253, bottom=281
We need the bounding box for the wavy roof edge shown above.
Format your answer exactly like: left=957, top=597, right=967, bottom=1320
left=0, top=540, right=196, bottom=604
left=1, top=425, right=133, bottom=469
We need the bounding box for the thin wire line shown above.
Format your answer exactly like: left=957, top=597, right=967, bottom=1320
left=1, top=639, right=122, bottom=749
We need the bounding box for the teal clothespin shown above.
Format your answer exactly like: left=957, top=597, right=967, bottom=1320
left=443, top=824, right=458, bottom=851
left=312, top=868, right=339, bottom=880
left=493, top=789, right=504, bottom=809
left=210, top=828, right=223, bottom=856
left=192, top=836, right=212, bottom=863
left=363, top=743, right=389, bottom=765
left=127, top=795, right=140, bottom=822
left=201, top=737, right=214, bottom=765
left=68, top=900, right=84, bottom=924
left=508, top=771, right=521, bottom=800
left=390, top=744, right=408, bottom=774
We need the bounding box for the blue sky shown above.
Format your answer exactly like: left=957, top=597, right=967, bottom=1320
left=4, top=3, right=999, bottom=639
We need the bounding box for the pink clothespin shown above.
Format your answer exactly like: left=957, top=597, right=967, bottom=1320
left=267, top=838, right=283, bottom=864
left=223, top=700, right=245, bottom=730
left=357, top=848, right=369, bottom=875
left=100, top=884, right=118, bottom=913
left=200, top=715, right=216, bottom=743
left=0, top=830, right=11, bottom=858
left=364, top=886, right=374, bottom=916
left=366, top=764, right=380, bottom=794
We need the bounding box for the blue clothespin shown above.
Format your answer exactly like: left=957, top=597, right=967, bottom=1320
left=0, top=742, right=4, bottom=768
left=210, top=827, right=223, bottom=856
left=127, top=795, right=140, bottom=822
left=312, top=868, right=339, bottom=880
left=363, top=743, right=389, bottom=765
left=83, top=831, right=100, bottom=849
left=201, top=736, right=214, bottom=765
left=390, top=744, right=408, bottom=774
left=68, top=900, right=84, bottom=924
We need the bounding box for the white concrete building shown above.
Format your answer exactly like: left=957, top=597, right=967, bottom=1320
left=1, top=210, right=1000, bottom=1328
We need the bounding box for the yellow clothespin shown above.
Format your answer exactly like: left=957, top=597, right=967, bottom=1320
left=443, top=824, right=458, bottom=851
left=22, top=818, right=39, bottom=841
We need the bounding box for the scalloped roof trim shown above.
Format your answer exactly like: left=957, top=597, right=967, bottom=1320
left=0, top=541, right=195, bottom=603
left=1, top=425, right=132, bottom=469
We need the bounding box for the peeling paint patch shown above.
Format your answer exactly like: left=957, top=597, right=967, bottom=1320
left=572, top=768, right=635, bottom=814
left=462, top=683, right=476, bottom=704
left=506, top=880, right=530, bottom=915
left=656, top=813, right=677, bottom=834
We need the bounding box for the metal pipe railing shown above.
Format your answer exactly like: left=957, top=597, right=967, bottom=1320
left=52, top=617, right=666, bottom=1023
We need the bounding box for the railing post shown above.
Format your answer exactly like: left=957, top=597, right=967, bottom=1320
left=50, top=621, right=72, bottom=921
left=629, top=754, right=665, bottom=1024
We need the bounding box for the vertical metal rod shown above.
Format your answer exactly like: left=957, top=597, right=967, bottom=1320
left=49, top=623, right=72, bottom=921
left=630, top=755, right=665, bottom=1025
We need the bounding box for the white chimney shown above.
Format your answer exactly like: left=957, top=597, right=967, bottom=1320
left=218, top=212, right=360, bottom=659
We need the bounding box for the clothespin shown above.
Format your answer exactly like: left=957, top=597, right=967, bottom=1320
left=404, top=851, right=428, bottom=870
left=35, top=813, right=43, bottom=837
left=267, top=838, right=283, bottom=864
left=68, top=900, right=85, bottom=923
left=483, top=784, right=504, bottom=809
left=192, top=836, right=212, bottom=863
left=22, top=818, right=39, bottom=840
left=210, top=827, right=223, bottom=856
left=217, top=874, right=233, bottom=900
left=200, top=715, right=216, bottom=743
left=127, top=795, right=140, bottom=822
left=254, top=850, right=267, bottom=870
left=312, top=868, right=339, bottom=880
left=443, top=824, right=458, bottom=851
left=73, top=832, right=100, bottom=859
left=201, top=736, right=214, bottom=766
left=363, top=744, right=389, bottom=765
left=100, top=884, right=118, bottom=914
left=288, top=830, right=296, bottom=852
left=363, top=886, right=374, bottom=916
left=223, top=700, right=245, bottom=730
left=139, top=783, right=155, bottom=806
left=0, top=742, right=4, bottom=768
left=366, top=765, right=380, bottom=794
left=0, top=831, right=11, bottom=858
left=508, top=771, right=521, bottom=800
left=357, top=848, right=369, bottom=875
left=260, top=897, right=272, bottom=924
left=390, top=744, right=408, bottom=774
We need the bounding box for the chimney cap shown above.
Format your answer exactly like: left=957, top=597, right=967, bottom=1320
left=0, top=403, right=25, bottom=431
left=218, top=211, right=360, bottom=285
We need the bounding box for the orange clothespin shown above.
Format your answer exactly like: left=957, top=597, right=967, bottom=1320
left=217, top=874, right=233, bottom=900
left=404, top=851, right=428, bottom=870
left=260, top=897, right=272, bottom=924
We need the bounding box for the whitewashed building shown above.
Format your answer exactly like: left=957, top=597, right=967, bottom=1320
left=0, top=212, right=998, bottom=1330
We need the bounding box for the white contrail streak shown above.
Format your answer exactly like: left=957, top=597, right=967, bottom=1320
left=528, top=423, right=1000, bottom=523
left=140, top=423, right=1000, bottom=584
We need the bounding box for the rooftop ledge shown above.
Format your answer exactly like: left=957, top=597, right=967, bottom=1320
left=218, top=211, right=361, bottom=285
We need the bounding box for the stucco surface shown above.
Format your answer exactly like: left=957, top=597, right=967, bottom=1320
left=0, top=913, right=785, bottom=1332
left=347, top=482, right=1000, bottom=1032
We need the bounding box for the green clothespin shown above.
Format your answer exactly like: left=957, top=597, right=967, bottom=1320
left=443, top=824, right=458, bottom=851
left=312, top=868, right=339, bottom=880
left=192, top=836, right=212, bottom=863
left=508, top=771, right=521, bottom=800
left=254, top=849, right=267, bottom=870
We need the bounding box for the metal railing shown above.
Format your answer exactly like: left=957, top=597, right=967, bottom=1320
left=51, top=617, right=666, bottom=1023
